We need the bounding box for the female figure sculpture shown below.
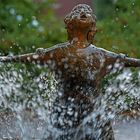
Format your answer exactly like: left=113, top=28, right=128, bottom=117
left=0, top=4, right=140, bottom=140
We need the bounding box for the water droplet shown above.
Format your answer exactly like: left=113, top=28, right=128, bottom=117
left=33, top=54, right=39, bottom=59
left=32, top=45, right=36, bottom=49
left=31, top=19, right=39, bottom=27
left=123, top=25, right=128, bottom=28
left=16, top=15, right=23, bottom=21
left=132, top=2, right=135, bottom=6
left=115, top=8, right=119, bottom=11
left=131, top=10, right=134, bottom=14
left=9, top=8, right=16, bottom=15
left=1, top=38, right=5, bottom=42
left=38, top=26, right=44, bottom=32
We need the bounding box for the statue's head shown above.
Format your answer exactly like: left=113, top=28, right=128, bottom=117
left=64, top=4, right=97, bottom=43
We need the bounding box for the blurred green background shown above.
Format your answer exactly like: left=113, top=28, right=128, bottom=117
left=0, top=0, right=139, bottom=112
left=0, top=0, right=140, bottom=57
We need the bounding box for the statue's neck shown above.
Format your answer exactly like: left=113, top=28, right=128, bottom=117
left=69, top=38, right=90, bottom=48
left=68, top=30, right=90, bottom=48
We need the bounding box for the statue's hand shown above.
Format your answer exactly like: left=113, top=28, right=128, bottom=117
left=0, top=56, right=11, bottom=62
left=36, top=48, right=46, bottom=55
left=119, top=53, right=129, bottom=58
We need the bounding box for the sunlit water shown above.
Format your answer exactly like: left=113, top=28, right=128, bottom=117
left=0, top=63, right=140, bottom=140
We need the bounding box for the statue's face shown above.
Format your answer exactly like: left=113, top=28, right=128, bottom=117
left=64, top=4, right=97, bottom=42
left=64, top=4, right=96, bottom=29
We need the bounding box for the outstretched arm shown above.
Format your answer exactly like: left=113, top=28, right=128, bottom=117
left=121, top=56, right=140, bottom=67
left=0, top=48, right=56, bottom=64
left=102, top=48, right=140, bottom=67
left=0, top=53, right=37, bottom=63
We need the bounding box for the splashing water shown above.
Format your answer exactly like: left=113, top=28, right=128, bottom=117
left=0, top=62, right=140, bottom=140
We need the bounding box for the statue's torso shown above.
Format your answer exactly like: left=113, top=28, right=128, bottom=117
left=45, top=43, right=110, bottom=130
left=46, top=43, right=108, bottom=88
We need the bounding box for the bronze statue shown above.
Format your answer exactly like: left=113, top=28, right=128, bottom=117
left=0, top=4, right=140, bottom=140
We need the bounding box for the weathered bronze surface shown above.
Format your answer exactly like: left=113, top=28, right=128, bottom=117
left=0, top=4, right=140, bottom=140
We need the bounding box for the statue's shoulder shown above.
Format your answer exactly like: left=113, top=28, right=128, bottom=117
left=87, top=44, right=120, bottom=59
left=87, top=44, right=106, bottom=53
left=91, top=45, right=121, bottom=58
left=35, top=42, right=70, bottom=55
left=89, top=44, right=106, bottom=52
left=53, top=42, right=70, bottom=50
left=89, top=44, right=115, bottom=54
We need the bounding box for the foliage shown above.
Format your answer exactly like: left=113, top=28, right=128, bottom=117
left=0, top=0, right=140, bottom=58
left=0, top=0, right=66, bottom=55
left=94, top=0, right=140, bottom=58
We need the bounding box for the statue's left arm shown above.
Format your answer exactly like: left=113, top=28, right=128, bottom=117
left=120, top=55, right=140, bottom=67
left=102, top=49, right=140, bottom=67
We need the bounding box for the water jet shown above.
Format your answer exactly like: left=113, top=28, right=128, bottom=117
left=0, top=4, right=140, bottom=140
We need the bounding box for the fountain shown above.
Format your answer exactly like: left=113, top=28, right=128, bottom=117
left=0, top=4, right=140, bottom=140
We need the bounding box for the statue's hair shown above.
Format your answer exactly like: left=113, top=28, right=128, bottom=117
left=64, top=4, right=97, bottom=43
left=64, top=4, right=96, bottom=25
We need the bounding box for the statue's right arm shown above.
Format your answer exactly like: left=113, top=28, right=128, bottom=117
left=0, top=47, right=56, bottom=64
